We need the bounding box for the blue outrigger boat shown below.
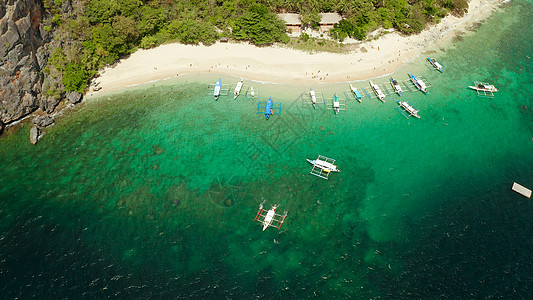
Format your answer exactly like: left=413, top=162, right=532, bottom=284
left=427, top=57, right=444, bottom=72
left=257, top=96, right=281, bottom=120
left=265, top=97, right=273, bottom=119
left=409, top=73, right=428, bottom=94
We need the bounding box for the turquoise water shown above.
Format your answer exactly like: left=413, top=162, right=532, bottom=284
left=1, top=1, right=532, bottom=298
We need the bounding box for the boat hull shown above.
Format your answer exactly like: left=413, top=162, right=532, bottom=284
left=390, top=78, right=403, bottom=96
left=214, top=78, right=222, bottom=99
left=409, top=73, right=428, bottom=94
left=307, top=158, right=340, bottom=172
left=427, top=57, right=443, bottom=72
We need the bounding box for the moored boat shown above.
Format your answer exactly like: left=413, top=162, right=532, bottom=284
left=390, top=77, right=403, bottom=96
left=409, top=73, right=428, bottom=94
left=310, top=88, right=317, bottom=108
left=468, top=82, right=498, bottom=93
left=370, top=81, right=386, bottom=102
left=307, top=158, right=340, bottom=173
left=234, top=78, right=244, bottom=99
left=333, top=93, right=339, bottom=114
left=254, top=202, right=287, bottom=231
left=350, top=84, right=362, bottom=102
left=264, top=96, right=274, bottom=120
left=397, top=100, right=420, bottom=118
left=214, top=78, right=222, bottom=100
left=307, top=155, right=340, bottom=180
left=427, top=57, right=444, bottom=72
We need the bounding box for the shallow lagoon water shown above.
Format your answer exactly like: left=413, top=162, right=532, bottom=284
left=1, top=1, right=532, bottom=298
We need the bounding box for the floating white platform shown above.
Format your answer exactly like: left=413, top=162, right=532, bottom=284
left=512, top=182, right=531, bottom=198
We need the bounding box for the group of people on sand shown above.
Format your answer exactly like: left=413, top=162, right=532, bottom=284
left=308, top=70, right=329, bottom=80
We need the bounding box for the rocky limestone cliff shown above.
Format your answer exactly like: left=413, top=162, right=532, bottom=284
left=0, top=0, right=55, bottom=131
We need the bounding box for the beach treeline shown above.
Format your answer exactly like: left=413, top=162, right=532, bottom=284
left=40, top=0, right=468, bottom=96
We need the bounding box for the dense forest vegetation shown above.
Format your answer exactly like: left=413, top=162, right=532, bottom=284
left=41, top=0, right=468, bottom=96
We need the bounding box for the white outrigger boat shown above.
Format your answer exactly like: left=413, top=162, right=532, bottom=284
left=370, top=81, right=385, bottom=102
left=349, top=84, right=362, bottom=102
left=469, top=81, right=498, bottom=97
left=333, top=94, right=340, bottom=114
left=254, top=201, right=287, bottom=231
left=310, top=88, right=317, bottom=108
left=396, top=100, right=420, bottom=119
left=409, top=73, right=428, bottom=94
left=307, top=155, right=340, bottom=180
left=427, top=57, right=444, bottom=72
left=250, top=86, right=255, bottom=99
left=234, top=78, right=244, bottom=99
left=390, top=77, right=403, bottom=96
left=469, top=82, right=498, bottom=92
left=214, top=78, right=222, bottom=100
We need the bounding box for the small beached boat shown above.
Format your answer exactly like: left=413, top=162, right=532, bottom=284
left=427, top=57, right=444, bottom=72
left=214, top=78, right=222, bottom=100
left=409, top=73, right=428, bottom=94
left=370, top=81, right=386, bottom=102
left=234, top=78, right=244, bottom=99
left=350, top=84, right=362, bottom=102
left=390, top=77, right=403, bottom=96
left=397, top=100, right=420, bottom=119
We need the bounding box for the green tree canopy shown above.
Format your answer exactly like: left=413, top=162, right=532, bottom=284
left=63, top=63, right=91, bottom=93
left=232, top=5, right=289, bottom=46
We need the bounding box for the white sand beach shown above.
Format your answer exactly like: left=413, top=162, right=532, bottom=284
left=89, top=0, right=502, bottom=95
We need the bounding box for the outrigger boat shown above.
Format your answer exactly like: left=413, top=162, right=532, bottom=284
left=254, top=201, right=287, bottom=231
left=350, top=84, right=362, bottom=102
left=307, top=155, right=340, bottom=180
left=333, top=93, right=340, bottom=114
left=427, top=57, right=444, bottom=72
left=469, top=81, right=498, bottom=97
left=250, top=86, right=255, bottom=99
left=396, top=100, right=420, bottom=119
left=390, top=77, right=403, bottom=96
left=310, top=88, right=317, bottom=108
left=469, top=82, right=498, bottom=93
left=214, top=78, right=222, bottom=100
left=257, top=96, right=281, bottom=120
left=234, top=78, right=244, bottom=99
left=409, top=73, right=428, bottom=94
left=370, top=81, right=385, bottom=102
left=264, top=96, right=274, bottom=120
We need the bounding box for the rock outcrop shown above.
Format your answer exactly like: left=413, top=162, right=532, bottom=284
left=66, top=91, right=82, bottom=104
left=32, top=115, right=54, bottom=127
left=29, top=125, right=39, bottom=145
left=0, top=0, right=55, bottom=131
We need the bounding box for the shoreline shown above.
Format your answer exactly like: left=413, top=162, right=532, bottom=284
left=88, top=0, right=502, bottom=97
